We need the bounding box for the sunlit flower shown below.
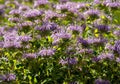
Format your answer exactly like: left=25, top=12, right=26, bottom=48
left=19, top=35, right=32, bottom=42
left=114, top=30, right=120, bottom=36
left=9, top=9, right=21, bottom=16
left=1, top=73, right=16, bottom=82
left=38, top=49, right=55, bottom=57
left=23, top=53, right=37, bottom=59
left=107, top=2, right=120, bottom=9
left=59, top=58, right=68, bottom=65
left=87, top=38, right=107, bottom=45
left=78, top=49, right=93, bottom=54
left=23, top=9, right=43, bottom=19
left=68, top=25, right=83, bottom=34
left=8, top=17, right=20, bottom=23
left=51, top=32, right=71, bottom=40
left=19, top=5, right=30, bottom=11
left=94, top=0, right=100, bottom=4
left=3, top=31, right=21, bottom=48
left=97, top=53, right=114, bottom=60
left=17, top=21, right=33, bottom=29
left=35, top=22, right=58, bottom=32
left=34, top=0, right=49, bottom=7
left=84, top=9, right=100, bottom=19
left=44, top=10, right=66, bottom=20
left=116, top=57, right=120, bottom=63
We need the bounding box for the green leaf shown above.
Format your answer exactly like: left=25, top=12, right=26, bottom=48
left=34, top=77, right=37, bottom=84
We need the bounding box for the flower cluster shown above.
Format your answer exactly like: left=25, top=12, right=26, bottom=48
left=34, top=0, right=49, bottom=7
left=38, top=48, right=55, bottom=57
left=95, top=79, right=110, bottom=84
left=3, top=31, right=21, bottom=48
left=59, top=57, right=78, bottom=65
left=0, top=73, right=16, bottom=82
left=23, top=9, right=43, bottom=19
left=0, top=0, right=120, bottom=84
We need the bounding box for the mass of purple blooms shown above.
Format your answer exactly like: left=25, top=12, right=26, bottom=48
left=0, top=0, right=120, bottom=84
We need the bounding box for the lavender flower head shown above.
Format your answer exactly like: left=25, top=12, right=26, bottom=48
left=23, top=9, right=43, bottom=18
left=77, top=13, right=85, bottom=21
left=3, top=31, right=19, bottom=42
left=92, top=57, right=100, bottom=62
left=97, top=53, right=114, bottom=60
left=19, top=5, right=30, bottom=11
left=0, top=4, right=5, bottom=10
left=87, top=38, right=107, bottom=45
left=0, top=9, right=4, bottom=15
left=44, top=10, right=66, bottom=20
left=105, top=43, right=114, bottom=50
left=45, top=10, right=58, bottom=20
left=116, top=57, right=120, bottom=63
left=77, top=37, right=89, bottom=47
left=23, top=53, right=37, bottom=59
left=103, top=0, right=111, bottom=6
left=56, top=2, right=73, bottom=10
left=67, top=57, right=78, bottom=65
left=59, top=57, right=78, bottom=65
left=114, top=40, right=120, bottom=54
left=106, top=2, right=120, bottom=9
left=3, top=41, right=21, bottom=48
left=56, top=2, right=87, bottom=13
left=95, top=24, right=110, bottom=32
left=78, top=49, right=93, bottom=54
left=95, top=79, right=110, bottom=84
left=59, top=58, right=68, bottom=65
left=0, top=41, right=3, bottom=48
left=5, top=74, right=16, bottom=81
left=52, top=38, right=60, bottom=45
left=77, top=2, right=88, bottom=9
left=68, top=25, right=83, bottom=34
left=3, top=31, right=21, bottom=48
left=38, top=49, right=55, bottom=57
left=17, top=21, right=33, bottom=29
left=9, top=9, right=21, bottom=16
left=51, top=31, right=71, bottom=40
left=66, top=46, right=76, bottom=55
left=0, top=27, right=5, bottom=36
left=113, top=30, right=120, bottom=36
left=8, top=17, right=20, bottom=23
left=56, top=2, right=79, bottom=13
left=1, top=73, right=16, bottom=82
left=35, top=22, right=57, bottom=32
left=94, top=0, right=100, bottom=4
left=34, top=0, right=49, bottom=7
left=51, top=31, right=71, bottom=45
left=84, top=9, right=100, bottom=18
left=19, top=35, right=32, bottom=42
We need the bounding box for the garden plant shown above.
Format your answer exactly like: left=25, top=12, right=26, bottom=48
left=0, top=0, right=120, bottom=84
